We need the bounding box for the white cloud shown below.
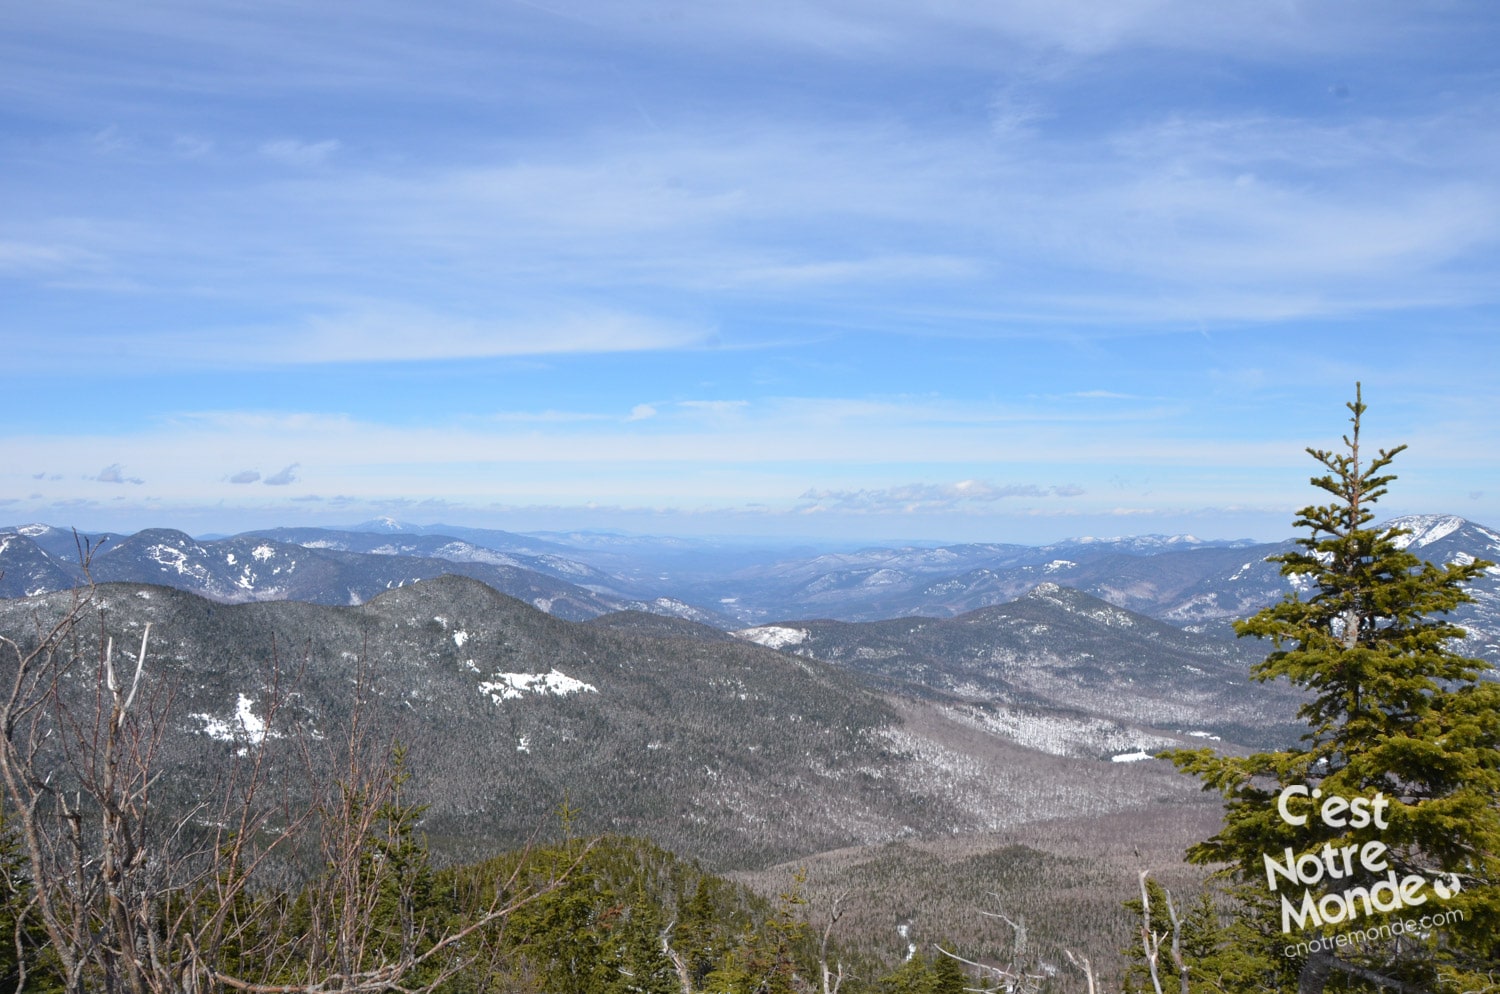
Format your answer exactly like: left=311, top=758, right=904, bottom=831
left=260, top=138, right=340, bottom=166
left=263, top=463, right=299, bottom=486
left=95, top=463, right=143, bottom=485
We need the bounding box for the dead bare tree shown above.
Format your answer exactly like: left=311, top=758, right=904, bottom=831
left=1063, top=949, right=1098, bottom=994
left=933, top=942, right=1046, bottom=994
left=817, top=889, right=849, bottom=994
left=935, top=894, right=1047, bottom=994
left=1135, top=871, right=1188, bottom=994
left=659, top=915, right=696, bottom=994
left=0, top=572, right=162, bottom=993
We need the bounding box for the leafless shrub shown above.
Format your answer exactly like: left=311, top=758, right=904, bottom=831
left=0, top=547, right=563, bottom=993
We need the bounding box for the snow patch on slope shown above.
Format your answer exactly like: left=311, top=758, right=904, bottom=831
left=478, top=669, right=597, bottom=703
left=433, top=542, right=521, bottom=567
left=147, top=544, right=210, bottom=582
left=948, top=705, right=1178, bottom=759
left=734, top=625, right=810, bottom=649
left=191, top=694, right=274, bottom=749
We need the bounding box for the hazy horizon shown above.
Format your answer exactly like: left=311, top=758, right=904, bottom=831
left=8, top=508, right=1488, bottom=554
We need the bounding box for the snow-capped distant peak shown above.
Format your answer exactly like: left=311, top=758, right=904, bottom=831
left=1134, top=534, right=1201, bottom=546
left=1066, top=534, right=1201, bottom=546
left=354, top=516, right=413, bottom=532
left=1386, top=515, right=1466, bottom=550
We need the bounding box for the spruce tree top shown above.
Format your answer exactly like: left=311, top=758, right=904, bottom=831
left=1237, top=383, right=1493, bottom=774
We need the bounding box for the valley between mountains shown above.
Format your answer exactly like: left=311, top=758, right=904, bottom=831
left=3, top=514, right=1497, bottom=981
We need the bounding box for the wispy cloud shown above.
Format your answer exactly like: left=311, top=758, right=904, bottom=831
left=9, top=306, right=711, bottom=370
left=259, top=138, right=340, bottom=166
left=76, top=108, right=1500, bottom=334
left=0, top=238, right=107, bottom=278
left=284, top=308, right=708, bottom=364
left=172, top=135, right=214, bottom=158
left=677, top=400, right=750, bottom=418
left=797, top=481, right=1085, bottom=514
left=10, top=87, right=1499, bottom=377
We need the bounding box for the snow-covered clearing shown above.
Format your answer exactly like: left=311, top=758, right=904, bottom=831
left=734, top=625, right=809, bottom=649
left=477, top=669, right=597, bottom=703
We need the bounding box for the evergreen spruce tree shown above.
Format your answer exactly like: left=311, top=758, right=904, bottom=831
left=0, top=798, right=63, bottom=992
left=926, top=953, right=968, bottom=994
left=702, top=872, right=809, bottom=994
left=875, top=951, right=968, bottom=994
left=677, top=878, right=738, bottom=989
left=1170, top=387, right=1500, bottom=993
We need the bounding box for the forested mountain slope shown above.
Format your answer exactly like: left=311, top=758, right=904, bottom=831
left=0, top=577, right=1219, bottom=870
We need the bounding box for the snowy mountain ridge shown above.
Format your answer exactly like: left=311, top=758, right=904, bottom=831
left=5, top=515, right=1498, bottom=661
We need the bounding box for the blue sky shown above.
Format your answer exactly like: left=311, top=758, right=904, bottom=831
left=4, top=0, right=1499, bottom=544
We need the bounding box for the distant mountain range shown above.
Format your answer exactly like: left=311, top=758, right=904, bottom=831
left=5, top=514, right=1498, bottom=659
left=0, top=524, right=724, bottom=625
